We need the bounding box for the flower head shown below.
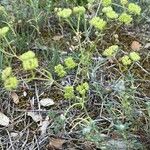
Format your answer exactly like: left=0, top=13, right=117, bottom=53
left=102, top=0, right=112, bottom=6
left=103, top=45, right=119, bottom=57
left=0, top=5, right=5, bottom=12
left=76, top=82, right=89, bottom=95
left=129, top=52, right=140, bottom=61
left=102, top=6, right=113, bottom=13
left=20, top=51, right=38, bottom=70
left=121, top=55, right=132, bottom=65
left=22, top=58, right=38, bottom=70
left=106, top=10, right=118, bottom=19
left=57, top=8, right=72, bottom=18
left=119, top=13, right=132, bottom=24
left=0, top=26, right=9, bottom=37
left=90, top=17, right=106, bottom=30
left=128, top=3, right=141, bottom=15
left=54, top=64, right=66, bottom=77
left=120, top=0, right=128, bottom=5
left=1, top=67, right=12, bottom=80
left=4, top=76, right=19, bottom=90
left=73, top=6, right=86, bottom=15
left=64, top=57, right=77, bottom=69
left=19, top=51, right=35, bottom=61
left=64, top=85, right=75, bottom=99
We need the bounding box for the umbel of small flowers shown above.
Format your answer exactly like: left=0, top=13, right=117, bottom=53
left=64, top=57, right=77, bottom=69
left=55, top=64, right=66, bottom=77
left=0, top=5, right=5, bottom=12
left=102, top=6, right=118, bottom=19
left=128, top=3, right=141, bottom=15
left=76, top=82, right=89, bottom=95
left=129, top=52, right=140, bottom=61
left=64, top=85, right=75, bottom=99
left=89, top=17, right=107, bottom=30
left=55, top=57, right=77, bottom=77
left=121, top=55, right=132, bottom=66
left=19, top=51, right=38, bottom=71
left=1, top=67, right=19, bottom=90
left=121, top=52, right=140, bottom=66
left=73, top=6, right=86, bottom=15
left=0, top=26, right=9, bottom=37
left=102, top=0, right=112, bottom=7
left=120, top=0, right=128, bottom=5
left=103, top=45, right=119, bottom=57
left=118, top=13, right=133, bottom=25
left=56, top=8, right=72, bottom=18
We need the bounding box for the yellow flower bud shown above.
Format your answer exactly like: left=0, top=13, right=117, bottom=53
left=22, top=58, right=38, bottom=70
left=129, top=52, right=140, bottom=61
left=121, top=55, right=132, bottom=65
left=0, top=26, right=9, bottom=37
left=4, top=76, right=19, bottom=90
left=1, top=67, right=12, bottom=80
left=57, top=8, right=72, bottom=18
left=19, top=51, right=35, bottom=61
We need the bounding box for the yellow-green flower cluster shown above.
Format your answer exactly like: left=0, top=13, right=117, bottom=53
left=64, top=57, right=77, bottom=69
left=19, top=51, right=38, bottom=71
left=55, top=57, right=77, bottom=77
left=0, top=26, right=9, bottom=37
left=73, top=6, right=86, bottom=15
left=102, top=0, right=112, bottom=6
left=54, top=64, right=66, bottom=77
left=102, top=6, right=113, bottom=13
left=0, top=5, right=5, bottom=12
left=121, top=52, right=140, bottom=65
left=1, top=67, right=18, bottom=90
left=1, top=67, right=12, bottom=80
left=90, top=17, right=106, bottom=30
left=129, top=52, right=140, bottom=61
left=120, top=0, right=128, bottom=5
left=64, top=85, right=75, bottom=99
left=57, top=8, right=72, bottom=18
left=128, top=3, right=141, bottom=15
left=106, top=10, right=118, bottom=19
left=119, top=13, right=132, bottom=24
left=103, top=45, right=119, bottom=57
left=76, top=82, right=89, bottom=95
left=102, top=6, right=118, bottom=19
left=121, top=55, right=131, bottom=66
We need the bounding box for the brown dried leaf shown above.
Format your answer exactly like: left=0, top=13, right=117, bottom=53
left=47, top=138, right=66, bottom=150
left=131, top=41, right=142, bottom=51
left=11, top=92, right=19, bottom=104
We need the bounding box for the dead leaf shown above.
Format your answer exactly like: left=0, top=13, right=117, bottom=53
left=39, top=116, right=50, bottom=135
left=0, top=112, right=10, bottom=126
left=23, top=91, right=27, bottom=97
left=40, top=98, right=54, bottom=107
left=47, top=138, right=66, bottom=150
left=144, top=43, right=150, bottom=49
left=131, top=41, right=142, bottom=51
left=11, top=92, right=19, bottom=104
left=27, top=112, right=42, bottom=122
left=52, top=35, right=63, bottom=41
